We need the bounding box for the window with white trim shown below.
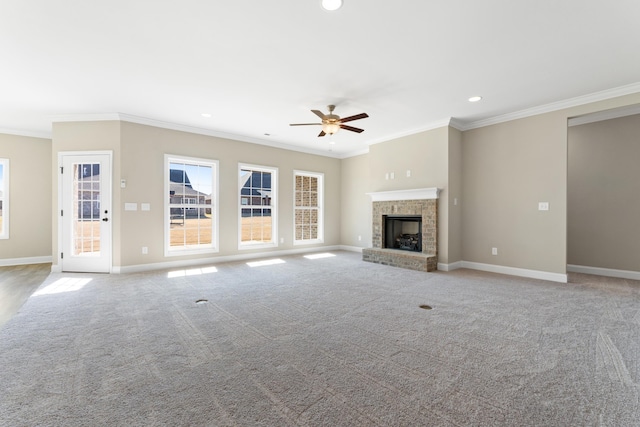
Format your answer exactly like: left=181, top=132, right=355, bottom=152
left=294, top=170, right=323, bottom=244
left=0, top=159, right=8, bottom=239
left=239, top=164, right=277, bottom=249
left=165, top=155, right=218, bottom=255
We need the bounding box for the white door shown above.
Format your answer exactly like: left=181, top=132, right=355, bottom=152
left=60, top=153, right=112, bottom=273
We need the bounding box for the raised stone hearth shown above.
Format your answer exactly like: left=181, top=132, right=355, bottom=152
left=362, top=188, right=439, bottom=272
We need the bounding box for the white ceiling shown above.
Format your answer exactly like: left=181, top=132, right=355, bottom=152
left=2, top=0, right=639, bottom=157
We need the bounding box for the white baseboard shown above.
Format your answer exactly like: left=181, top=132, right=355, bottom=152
left=338, top=245, right=364, bottom=253
left=567, top=264, right=640, bottom=281
left=115, top=245, right=343, bottom=274
left=0, top=256, right=52, bottom=267
left=460, top=261, right=568, bottom=283
left=438, top=261, right=464, bottom=272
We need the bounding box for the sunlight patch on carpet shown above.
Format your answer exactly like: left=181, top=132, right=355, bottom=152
left=167, top=266, right=218, bottom=278
left=304, top=253, right=336, bottom=260
left=247, top=259, right=285, bottom=267
left=33, top=277, right=92, bottom=296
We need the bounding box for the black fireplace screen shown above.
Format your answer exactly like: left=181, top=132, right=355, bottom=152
left=384, top=215, right=422, bottom=252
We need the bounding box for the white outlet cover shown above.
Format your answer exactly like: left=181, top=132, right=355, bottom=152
left=141, top=203, right=150, bottom=211
left=124, top=202, right=137, bottom=211
left=538, top=202, right=550, bottom=211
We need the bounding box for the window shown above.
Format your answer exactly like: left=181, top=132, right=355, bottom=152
left=0, top=159, right=8, bottom=239
left=294, top=171, right=323, bottom=244
left=239, top=164, right=277, bottom=249
left=165, top=155, right=218, bottom=255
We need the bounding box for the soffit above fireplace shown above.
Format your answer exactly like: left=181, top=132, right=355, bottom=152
left=366, top=187, right=440, bottom=202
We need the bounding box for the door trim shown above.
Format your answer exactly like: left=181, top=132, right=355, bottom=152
left=57, top=150, right=113, bottom=273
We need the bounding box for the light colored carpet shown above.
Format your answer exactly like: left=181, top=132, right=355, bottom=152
left=0, top=263, right=51, bottom=328
left=0, top=251, right=638, bottom=426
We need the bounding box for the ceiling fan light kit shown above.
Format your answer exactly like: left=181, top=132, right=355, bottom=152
left=322, top=122, right=340, bottom=135
left=290, top=104, right=368, bottom=138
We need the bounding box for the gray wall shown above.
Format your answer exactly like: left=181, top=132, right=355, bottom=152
left=568, top=114, right=640, bottom=272
left=447, top=127, right=463, bottom=264
left=0, top=133, right=52, bottom=261
left=368, top=127, right=453, bottom=263
left=340, top=153, right=371, bottom=248
left=118, top=122, right=342, bottom=267
left=460, top=93, right=640, bottom=276
left=461, top=112, right=568, bottom=273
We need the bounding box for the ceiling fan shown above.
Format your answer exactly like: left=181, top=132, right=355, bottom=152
left=289, top=105, right=369, bottom=137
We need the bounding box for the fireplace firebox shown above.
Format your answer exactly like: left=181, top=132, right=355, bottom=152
left=384, top=215, right=422, bottom=252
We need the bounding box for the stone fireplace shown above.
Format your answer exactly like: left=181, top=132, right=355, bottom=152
left=362, top=188, right=439, bottom=272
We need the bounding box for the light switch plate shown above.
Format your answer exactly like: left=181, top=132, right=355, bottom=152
left=538, top=202, right=549, bottom=211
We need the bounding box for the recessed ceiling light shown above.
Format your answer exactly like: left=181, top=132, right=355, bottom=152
left=468, top=96, right=482, bottom=103
left=321, top=0, right=343, bottom=11
left=201, top=113, right=212, bottom=118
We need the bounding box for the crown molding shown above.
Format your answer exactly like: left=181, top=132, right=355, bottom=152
left=448, top=118, right=466, bottom=131
left=49, top=113, right=344, bottom=159
left=459, top=81, right=640, bottom=131
left=366, top=117, right=453, bottom=147
left=0, top=127, right=51, bottom=140
left=49, top=113, right=122, bottom=123
left=338, top=146, right=370, bottom=159
left=568, top=103, right=640, bottom=127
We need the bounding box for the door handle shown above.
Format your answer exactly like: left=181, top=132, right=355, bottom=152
left=102, top=218, right=109, bottom=222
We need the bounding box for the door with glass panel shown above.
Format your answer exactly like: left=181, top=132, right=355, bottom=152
left=61, top=154, right=112, bottom=273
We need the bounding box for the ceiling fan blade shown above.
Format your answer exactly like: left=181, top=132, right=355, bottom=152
left=318, top=130, right=326, bottom=137
left=339, top=113, right=369, bottom=123
left=311, top=110, right=326, bottom=120
left=290, top=123, right=322, bottom=126
left=340, top=124, right=365, bottom=133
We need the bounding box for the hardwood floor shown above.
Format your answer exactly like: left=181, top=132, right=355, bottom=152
left=0, top=263, right=51, bottom=329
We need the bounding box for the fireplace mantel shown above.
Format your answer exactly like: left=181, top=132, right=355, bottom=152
left=366, top=187, right=440, bottom=202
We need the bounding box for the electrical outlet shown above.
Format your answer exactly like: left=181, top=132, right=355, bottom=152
left=358, top=235, right=362, bottom=241
left=491, top=247, right=498, bottom=256
left=406, top=170, right=411, bottom=177
left=538, top=202, right=549, bottom=211
left=142, top=246, right=148, bottom=254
